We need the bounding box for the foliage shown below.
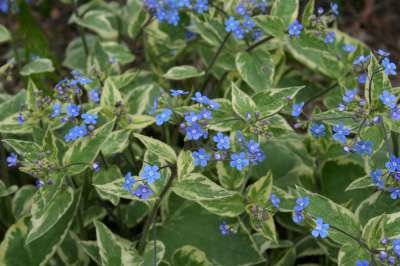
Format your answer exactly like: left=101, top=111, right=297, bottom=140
left=0, top=0, right=399, bottom=265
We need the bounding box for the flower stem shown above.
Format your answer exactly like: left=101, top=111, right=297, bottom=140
left=137, top=165, right=177, bottom=254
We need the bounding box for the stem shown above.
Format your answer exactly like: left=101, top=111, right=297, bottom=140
left=367, top=69, right=377, bottom=110
left=392, top=132, right=399, bottom=156
left=201, top=32, right=231, bottom=91
left=137, top=165, right=177, bottom=254
left=305, top=82, right=338, bottom=106
left=132, top=15, right=154, bottom=43
left=99, top=150, right=108, bottom=169
left=329, top=224, right=376, bottom=254
left=245, top=36, right=273, bottom=52
left=380, top=122, right=392, bottom=154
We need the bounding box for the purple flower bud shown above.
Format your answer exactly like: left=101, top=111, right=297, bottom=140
left=381, top=238, right=388, bottom=245
left=373, top=115, right=382, bottom=124
left=343, top=146, right=352, bottom=153
left=379, top=251, right=388, bottom=262
left=337, top=104, right=346, bottom=112
left=294, top=123, right=302, bottom=129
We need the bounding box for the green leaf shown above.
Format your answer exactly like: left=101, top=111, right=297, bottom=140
left=20, top=58, right=55, bottom=76
left=231, top=83, right=257, bottom=120
left=134, top=133, right=177, bottom=163
left=361, top=214, right=385, bottom=247
left=287, top=33, right=345, bottom=79
left=63, top=120, right=115, bottom=176
left=206, top=99, right=243, bottom=132
left=57, top=232, right=89, bottom=265
left=12, top=185, right=36, bottom=219
left=126, top=84, right=161, bottom=115
left=172, top=173, right=245, bottom=217
left=356, top=191, right=400, bottom=225
left=337, top=243, right=369, bottom=266
left=345, top=176, right=374, bottom=191
left=2, top=139, right=42, bottom=162
left=296, top=186, right=361, bottom=244
left=124, top=115, right=155, bottom=130
left=365, top=54, right=391, bottom=108
left=26, top=186, right=74, bottom=244
left=302, top=0, right=315, bottom=27
left=0, top=25, right=11, bottom=43
left=0, top=181, right=17, bottom=198
left=177, top=150, right=195, bottom=180
left=101, top=41, right=135, bottom=65
left=126, top=0, right=148, bottom=39
left=0, top=189, right=81, bottom=266
left=0, top=90, right=26, bottom=122
left=142, top=240, right=165, bottom=266
left=254, top=15, right=286, bottom=39
left=163, top=65, right=204, bottom=80
left=79, top=240, right=101, bottom=265
left=216, top=160, right=245, bottom=190
left=94, top=221, right=140, bottom=266
left=271, top=0, right=299, bottom=27
left=172, top=245, right=213, bottom=266
left=235, top=50, right=274, bottom=92
left=157, top=201, right=264, bottom=266
left=93, top=166, right=122, bottom=206
left=247, top=172, right=273, bottom=205
left=101, top=78, right=123, bottom=109
left=252, top=86, right=303, bottom=116
left=102, top=129, right=132, bottom=157
left=70, top=10, right=118, bottom=39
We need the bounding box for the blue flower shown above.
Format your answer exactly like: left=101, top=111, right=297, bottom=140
left=64, top=125, right=88, bottom=142
left=230, top=152, right=249, bottom=170
left=370, top=169, right=384, bottom=189
left=140, top=165, right=161, bottom=184
left=184, top=111, right=199, bottom=123
left=332, top=123, right=350, bottom=144
left=288, top=19, right=303, bottom=37
left=353, top=55, right=370, bottom=65
left=342, top=44, right=356, bottom=53
left=81, top=113, right=98, bottom=125
left=213, top=133, right=230, bottom=150
left=92, top=162, right=100, bottom=172
left=342, top=88, right=357, bottom=103
left=155, top=108, right=173, bottom=126
left=235, top=3, right=247, bottom=15
left=6, top=153, right=17, bottom=167
left=134, top=184, right=153, bottom=200
left=225, top=16, right=241, bottom=33
left=381, top=58, right=397, bottom=76
left=390, top=188, right=400, bottom=200
left=317, top=6, right=324, bottom=15
left=270, top=193, right=280, bottom=209
left=310, top=123, right=326, bottom=138
left=192, top=148, right=211, bottom=167
left=35, top=179, right=45, bottom=189
left=385, top=155, right=400, bottom=173
left=185, top=122, right=207, bottom=140
left=393, top=239, right=400, bottom=256
left=219, top=221, right=231, bottom=235
left=199, top=108, right=212, bottom=120
left=88, top=89, right=100, bottom=103
left=50, top=103, right=62, bottom=118
left=391, top=107, right=400, bottom=120
left=191, top=91, right=209, bottom=105
left=194, top=0, right=208, bottom=13
left=66, top=104, right=80, bottom=117
left=311, top=217, right=329, bottom=238
left=292, top=211, right=304, bottom=224
left=376, top=49, right=390, bottom=57
left=330, top=2, right=339, bottom=16
left=358, top=73, right=367, bottom=84
left=324, top=32, right=335, bottom=44
left=242, top=16, right=256, bottom=33
left=123, top=172, right=135, bottom=192
left=71, top=70, right=92, bottom=86
left=380, top=90, right=397, bottom=108
left=170, top=89, right=188, bottom=97
left=247, top=140, right=265, bottom=164
left=291, top=102, right=304, bottom=117
left=294, top=196, right=310, bottom=211
left=355, top=260, right=369, bottom=266
left=17, top=113, right=25, bottom=125
left=353, top=140, right=373, bottom=156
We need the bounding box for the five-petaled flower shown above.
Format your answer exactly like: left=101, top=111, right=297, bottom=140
left=288, top=19, right=303, bottom=38
left=311, top=217, right=330, bottom=238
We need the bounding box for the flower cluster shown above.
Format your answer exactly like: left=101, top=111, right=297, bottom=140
left=224, top=1, right=267, bottom=40
left=122, top=164, right=162, bottom=200
left=144, top=0, right=208, bottom=25
left=368, top=155, right=400, bottom=200
left=292, top=196, right=309, bottom=224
